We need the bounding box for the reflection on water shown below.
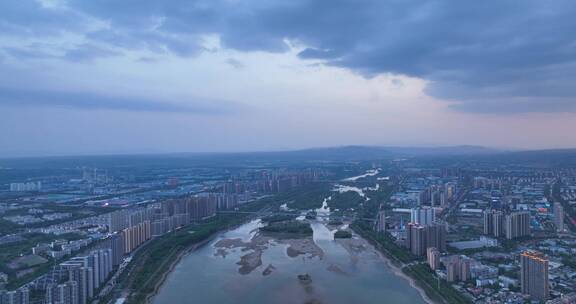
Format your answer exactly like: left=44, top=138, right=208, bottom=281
left=342, top=169, right=381, bottom=181
left=153, top=219, right=427, bottom=304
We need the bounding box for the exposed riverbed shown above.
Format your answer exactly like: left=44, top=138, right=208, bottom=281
left=153, top=219, right=429, bottom=304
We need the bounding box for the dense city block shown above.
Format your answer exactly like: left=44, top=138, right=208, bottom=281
left=1, top=149, right=576, bottom=304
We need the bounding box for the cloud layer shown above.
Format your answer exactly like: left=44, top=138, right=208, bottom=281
left=0, top=87, right=237, bottom=114
left=1, top=0, right=576, bottom=114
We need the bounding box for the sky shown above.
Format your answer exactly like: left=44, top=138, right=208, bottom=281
left=1, top=0, right=576, bottom=156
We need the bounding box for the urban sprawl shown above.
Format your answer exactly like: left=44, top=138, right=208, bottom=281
left=1, top=154, right=576, bottom=304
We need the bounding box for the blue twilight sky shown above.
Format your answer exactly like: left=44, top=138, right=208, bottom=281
left=1, top=0, right=576, bottom=156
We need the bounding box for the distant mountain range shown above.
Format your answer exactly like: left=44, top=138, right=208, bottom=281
left=214, top=145, right=500, bottom=162
left=212, top=145, right=576, bottom=164
left=3, top=145, right=576, bottom=167
left=291, top=145, right=500, bottom=157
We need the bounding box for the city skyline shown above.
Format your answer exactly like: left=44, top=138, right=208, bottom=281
left=1, top=146, right=575, bottom=303
left=2, top=0, right=576, bottom=156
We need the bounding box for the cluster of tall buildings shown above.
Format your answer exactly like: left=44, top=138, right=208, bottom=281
left=81, top=168, right=109, bottom=184
left=417, top=182, right=456, bottom=207
left=0, top=288, right=29, bottom=304
left=403, top=207, right=446, bottom=256
left=221, top=181, right=247, bottom=194
left=483, top=211, right=531, bottom=240
left=44, top=247, right=118, bottom=304
left=219, top=170, right=319, bottom=196
left=428, top=251, right=499, bottom=284
left=0, top=235, right=125, bottom=304
left=9, top=182, right=42, bottom=192
left=405, top=222, right=446, bottom=256
left=483, top=210, right=505, bottom=237
left=19, top=224, right=143, bottom=304
left=255, top=171, right=317, bottom=193
left=505, top=212, right=531, bottom=240
left=210, top=193, right=242, bottom=210
left=473, top=177, right=505, bottom=190
left=108, top=209, right=151, bottom=254
left=410, top=207, right=436, bottom=226
left=19, top=195, right=218, bottom=304
left=520, top=250, right=549, bottom=301
left=108, top=196, right=217, bottom=243
left=122, top=221, right=151, bottom=253
left=445, top=255, right=472, bottom=282
left=54, top=248, right=114, bottom=304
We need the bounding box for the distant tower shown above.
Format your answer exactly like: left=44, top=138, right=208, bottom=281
left=554, top=202, right=565, bottom=232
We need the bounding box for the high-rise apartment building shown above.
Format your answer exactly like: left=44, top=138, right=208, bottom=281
left=376, top=210, right=386, bottom=233
left=122, top=220, right=151, bottom=254
left=520, top=250, right=549, bottom=301
left=426, top=223, right=446, bottom=252
left=108, top=210, right=129, bottom=233
left=407, top=223, right=426, bottom=256
left=46, top=281, right=78, bottom=304
left=59, top=263, right=89, bottom=304
left=109, top=233, right=125, bottom=266
left=445, top=256, right=471, bottom=283
left=483, top=210, right=504, bottom=237
left=0, top=288, right=29, bottom=304
left=410, top=207, right=435, bottom=226
left=460, top=259, right=471, bottom=282
left=505, top=212, right=530, bottom=240
left=406, top=223, right=446, bottom=256
left=9, top=182, right=42, bottom=192
left=554, top=202, right=565, bottom=232
left=427, top=247, right=440, bottom=270
left=446, top=256, right=460, bottom=282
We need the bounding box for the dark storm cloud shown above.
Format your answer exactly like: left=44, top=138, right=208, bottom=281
left=86, top=30, right=203, bottom=57
left=3, top=0, right=576, bottom=113
left=0, top=87, right=238, bottom=114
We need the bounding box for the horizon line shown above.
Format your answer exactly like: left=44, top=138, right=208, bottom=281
left=2, top=144, right=576, bottom=160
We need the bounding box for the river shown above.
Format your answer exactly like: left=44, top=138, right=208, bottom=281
left=152, top=219, right=429, bottom=304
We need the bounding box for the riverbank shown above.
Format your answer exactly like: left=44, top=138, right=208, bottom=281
left=142, top=215, right=272, bottom=304
left=115, top=215, right=260, bottom=304
left=351, top=224, right=471, bottom=304
left=143, top=232, right=218, bottom=304
left=153, top=216, right=431, bottom=304
left=113, top=192, right=287, bottom=304
left=374, top=250, right=436, bottom=304
left=343, top=230, right=436, bottom=304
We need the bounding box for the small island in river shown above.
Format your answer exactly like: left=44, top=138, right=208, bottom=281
left=259, top=219, right=313, bottom=236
